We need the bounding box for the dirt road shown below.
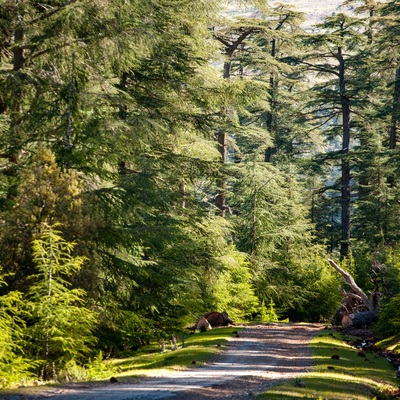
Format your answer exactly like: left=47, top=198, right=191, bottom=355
left=5, top=323, right=322, bottom=400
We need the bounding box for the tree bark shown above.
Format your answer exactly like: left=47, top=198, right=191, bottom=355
left=264, top=37, right=275, bottom=163
left=338, top=45, right=351, bottom=259
left=342, top=310, right=378, bottom=328
left=264, top=13, right=291, bottom=163
left=216, top=129, right=227, bottom=217
left=389, top=67, right=400, bottom=150
left=8, top=22, right=26, bottom=164
left=213, top=29, right=256, bottom=216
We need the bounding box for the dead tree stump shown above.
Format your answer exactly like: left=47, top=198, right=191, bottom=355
left=328, top=259, right=380, bottom=328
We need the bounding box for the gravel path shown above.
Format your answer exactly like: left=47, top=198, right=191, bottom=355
left=5, top=323, right=322, bottom=400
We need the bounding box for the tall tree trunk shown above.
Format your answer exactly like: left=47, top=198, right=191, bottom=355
left=216, top=58, right=232, bottom=216
left=389, top=67, right=400, bottom=150
left=265, top=38, right=276, bottom=163
left=215, top=60, right=231, bottom=216
left=223, top=61, right=231, bottom=79
left=213, top=29, right=255, bottom=216
left=9, top=23, right=25, bottom=164
left=250, top=165, right=258, bottom=253
left=216, top=128, right=227, bottom=217
left=387, top=67, right=400, bottom=189
left=263, top=13, right=291, bottom=163
left=266, top=38, right=276, bottom=132
left=117, top=72, right=129, bottom=174
left=118, top=72, right=128, bottom=120
left=65, top=55, right=75, bottom=165
left=338, top=46, right=351, bottom=259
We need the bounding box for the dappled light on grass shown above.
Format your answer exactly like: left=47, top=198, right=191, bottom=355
left=309, top=371, right=396, bottom=386
left=260, top=330, right=398, bottom=400
left=111, top=327, right=238, bottom=376
left=264, top=378, right=394, bottom=399
left=2, top=324, right=321, bottom=399
left=265, top=383, right=378, bottom=400
left=108, top=324, right=318, bottom=380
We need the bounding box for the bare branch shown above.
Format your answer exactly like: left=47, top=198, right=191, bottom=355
left=328, top=258, right=374, bottom=311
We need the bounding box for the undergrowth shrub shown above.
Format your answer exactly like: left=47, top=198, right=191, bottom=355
left=57, top=352, right=115, bottom=382
left=0, top=270, right=33, bottom=388
left=374, top=293, right=400, bottom=337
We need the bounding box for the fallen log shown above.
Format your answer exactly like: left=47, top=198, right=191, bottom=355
left=328, top=259, right=374, bottom=311
left=328, top=259, right=380, bottom=328
left=341, top=310, right=378, bottom=328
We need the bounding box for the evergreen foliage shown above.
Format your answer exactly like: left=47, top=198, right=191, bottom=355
left=0, top=147, right=97, bottom=294
left=259, top=299, right=279, bottom=323
left=212, top=246, right=259, bottom=321
left=375, top=293, right=400, bottom=337
left=0, top=269, right=33, bottom=388
left=25, top=225, right=97, bottom=380
left=0, top=0, right=399, bottom=385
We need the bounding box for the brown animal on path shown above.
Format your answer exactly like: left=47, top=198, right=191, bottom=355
left=195, top=317, right=212, bottom=331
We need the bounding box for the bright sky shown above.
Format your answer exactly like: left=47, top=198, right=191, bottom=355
left=270, top=0, right=344, bottom=26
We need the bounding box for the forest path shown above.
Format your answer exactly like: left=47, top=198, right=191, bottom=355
left=10, top=323, right=322, bottom=400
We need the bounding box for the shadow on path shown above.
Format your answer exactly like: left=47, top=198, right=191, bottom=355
left=8, top=323, right=322, bottom=400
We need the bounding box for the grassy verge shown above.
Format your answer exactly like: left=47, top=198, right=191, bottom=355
left=259, top=330, right=399, bottom=400
left=0, top=327, right=239, bottom=396
left=377, top=335, right=400, bottom=353
left=112, top=327, right=239, bottom=379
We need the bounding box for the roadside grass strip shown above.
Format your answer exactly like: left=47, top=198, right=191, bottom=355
left=111, top=327, right=239, bottom=378
left=0, top=328, right=239, bottom=398
left=259, top=330, right=399, bottom=400
left=377, top=334, right=400, bottom=353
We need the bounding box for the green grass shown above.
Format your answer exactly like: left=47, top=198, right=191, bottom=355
left=111, top=327, right=239, bottom=379
left=0, top=327, right=239, bottom=396
left=258, top=330, right=399, bottom=400
left=376, top=334, right=400, bottom=353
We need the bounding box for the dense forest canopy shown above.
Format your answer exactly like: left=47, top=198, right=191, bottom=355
left=0, top=0, right=399, bottom=384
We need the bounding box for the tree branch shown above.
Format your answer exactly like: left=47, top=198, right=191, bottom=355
left=214, top=28, right=259, bottom=57
left=275, top=14, right=291, bottom=31
left=300, top=60, right=340, bottom=77
left=27, top=0, right=79, bottom=25
left=213, top=34, right=231, bottom=48
left=328, top=258, right=374, bottom=311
